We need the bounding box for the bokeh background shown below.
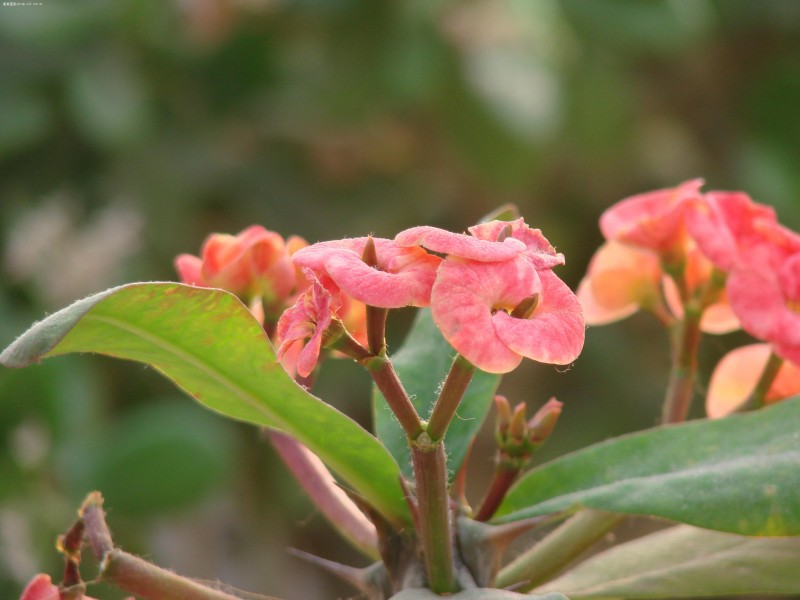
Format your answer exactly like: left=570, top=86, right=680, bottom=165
left=2, top=1, right=800, bottom=598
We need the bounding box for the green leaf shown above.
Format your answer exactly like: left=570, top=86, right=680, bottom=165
left=392, top=589, right=567, bottom=600
left=373, top=308, right=499, bottom=479
left=495, top=398, right=800, bottom=535
left=0, top=283, right=409, bottom=525
left=538, top=524, right=800, bottom=597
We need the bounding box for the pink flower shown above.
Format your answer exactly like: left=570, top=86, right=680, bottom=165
left=430, top=254, right=584, bottom=373
left=397, top=220, right=583, bottom=373
left=292, top=237, right=441, bottom=308
left=599, top=178, right=704, bottom=253
left=276, top=270, right=334, bottom=378
left=175, top=226, right=296, bottom=310
left=706, top=344, right=800, bottom=418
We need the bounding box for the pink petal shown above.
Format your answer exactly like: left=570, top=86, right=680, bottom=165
left=276, top=271, right=333, bottom=378
left=576, top=276, right=639, bottom=325
left=580, top=241, right=662, bottom=318
left=430, top=256, right=537, bottom=373
left=19, top=575, right=59, bottom=600
left=493, top=270, right=585, bottom=365
left=728, top=266, right=788, bottom=345
left=706, top=344, right=800, bottom=419
left=174, top=254, right=206, bottom=286
left=599, top=178, right=704, bottom=251
left=468, top=218, right=565, bottom=269
left=294, top=237, right=441, bottom=308
left=706, top=344, right=772, bottom=419
left=686, top=191, right=777, bottom=271
left=395, top=225, right=525, bottom=261
left=325, top=250, right=437, bottom=308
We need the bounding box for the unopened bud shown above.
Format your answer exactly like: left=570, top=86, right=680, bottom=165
left=508, top=402, right=528, bottom=442
left=494, top=395, right=512, bottom=437
left=528, top=398, right=562, bottom=446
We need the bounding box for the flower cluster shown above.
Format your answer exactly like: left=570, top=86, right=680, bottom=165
left=581, top=180, right=800, bottom=416
left=178, top=217, right=585, bottom=377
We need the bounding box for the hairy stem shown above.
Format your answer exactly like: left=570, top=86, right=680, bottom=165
left=411, top=438, right=456, bottom=594
left=426, top=354, right=475, bottom=442
left=365, top=355, right=425, bottom=439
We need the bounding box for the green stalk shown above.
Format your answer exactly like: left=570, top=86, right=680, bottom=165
left=661, top=303, right=703, bottom=424
left=411, top=437, right=456, bottom=594
left=426, top=354, right=475, bottom=442
left=749, top=351, right=784, bottom=410
left=495, top=509, right=621, bottom=591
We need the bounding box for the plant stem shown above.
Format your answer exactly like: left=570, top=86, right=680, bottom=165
left=749, top=351, right=784, bottom=409
left=366, top=305, right=389, bottom=355
left=410, top=437, right=456, bottom=594
left=426, top=354, right=475, bottom=442
left=661, top=303, right=703, bottom=424
left=495, top=509, right=621, bottom=591
left=364, top=355, right=425, bottom=439
left=473, top=463, right=519, bottom=522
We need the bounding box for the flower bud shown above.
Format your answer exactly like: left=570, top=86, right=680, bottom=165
left=527, top=397, right=563, bottom=446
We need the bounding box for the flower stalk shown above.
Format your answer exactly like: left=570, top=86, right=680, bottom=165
left=410, top=436, right=456, bottom=594
left=426, top=354, right=475, bottom=442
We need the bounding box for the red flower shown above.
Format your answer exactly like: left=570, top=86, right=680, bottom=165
left=175, top=226, right=296, bottom=310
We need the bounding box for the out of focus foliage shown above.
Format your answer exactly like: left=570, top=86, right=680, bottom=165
left=2, top=1, right=800, bottom=598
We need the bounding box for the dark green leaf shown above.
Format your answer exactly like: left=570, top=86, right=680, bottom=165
left=0, top=283, right=409, bottom=525
left=538, top=524, right=800, bottom=597
left=373, top=308, right=499, bottom=479
left=495, top=398, right=800, bottom=535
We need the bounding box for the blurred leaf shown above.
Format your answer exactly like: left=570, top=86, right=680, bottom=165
left=560, top=0, right=712, bottom=54
left=538, top=524, right=800, bottom=597
left=373, top=308, right=499, bottom=479
left=0, top=283, right=409, bottom=525
left=86, top=399, right=235, bottom=514
left=0, top=89, right=51, bottom=156
left=66, top=50, right=153, bottom=148
left=495, top=397, right=800, bottom=535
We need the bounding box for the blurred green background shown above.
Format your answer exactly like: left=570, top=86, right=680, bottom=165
left=2, top=1, right=800, bottom=598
